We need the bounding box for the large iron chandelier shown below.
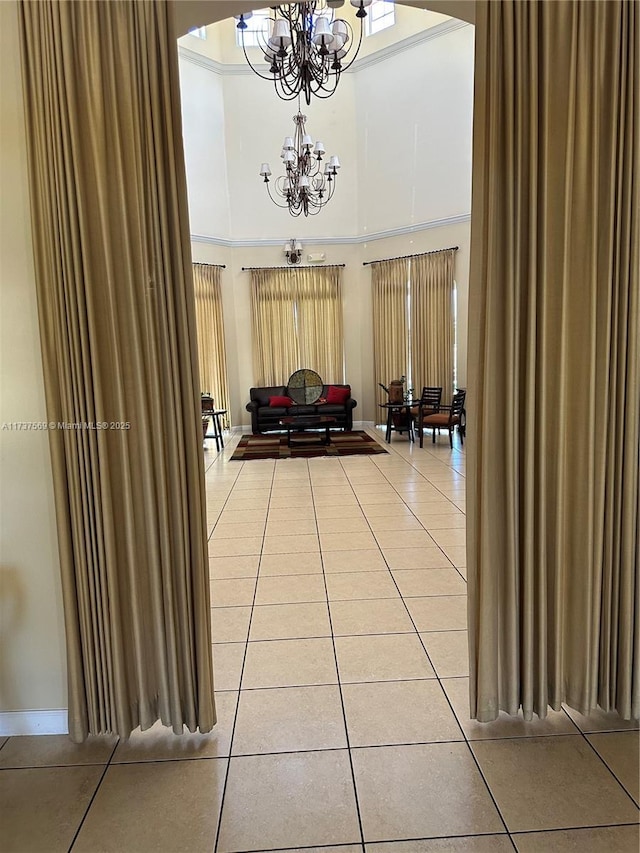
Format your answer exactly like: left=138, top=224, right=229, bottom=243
left=236, top=1, right=373, bottom=104
left=259, top=108, right=341, bottom=217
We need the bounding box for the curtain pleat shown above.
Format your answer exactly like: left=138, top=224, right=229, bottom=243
left=250, top=267, right=344, bottom=386
left=193, top=264, right=231, bottom=427
left=410, top=250, right=456, bottom=400
left=468, top=0, right=639, bottom=722
left=19, top=0, right=215, bottom=741
left=371, top=260, right=409, bottom=411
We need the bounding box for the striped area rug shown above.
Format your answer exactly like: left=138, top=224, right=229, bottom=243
left=229, top=430, right=388, bottom=461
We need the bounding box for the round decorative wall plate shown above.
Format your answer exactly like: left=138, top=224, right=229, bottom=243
left=287, top=368, right=324, bottom=404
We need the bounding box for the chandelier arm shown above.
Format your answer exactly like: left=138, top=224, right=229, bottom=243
left=264, top=180, right=297, bottom=210
left=238, top=38, right=284, bottom=83
left=336, top=19, right=363, bottom=73
left=304, top=79, right=340, bottom=99
left=273, top=82, right=301, bottom=101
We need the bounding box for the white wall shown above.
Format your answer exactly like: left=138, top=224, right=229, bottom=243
left=221, top=73, right=359, bottom=240
left=179, top=59, right=231, bottom=239
left=355, top=23, right=474, bottom=233
left=0, top=1, right=67, bottom=721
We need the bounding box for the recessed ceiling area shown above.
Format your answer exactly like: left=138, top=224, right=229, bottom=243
left=177, top=3, right=474, bottom=242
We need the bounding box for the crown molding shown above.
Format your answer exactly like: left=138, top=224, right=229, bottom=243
left=178, top=45, right=225, bottom=74
left=190, top=213, right=470, bottom=248
left=351, top=19, right=471, bottom=72
left=179, top=19, right=472, bottom=77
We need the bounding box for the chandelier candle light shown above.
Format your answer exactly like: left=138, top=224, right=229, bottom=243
left=260, top=109, right=341, bottom=217
left=236, top=0, right=373, bottom=104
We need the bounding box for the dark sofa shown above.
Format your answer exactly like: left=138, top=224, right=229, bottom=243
left=246, top=384, right=357, bottom=434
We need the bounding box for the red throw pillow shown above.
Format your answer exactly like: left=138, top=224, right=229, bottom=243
left=326, top=385, right=350, bottom=404
left=269, top=395, right=293, bottom=407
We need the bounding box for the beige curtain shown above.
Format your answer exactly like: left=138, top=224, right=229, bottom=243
left=468, top=0, right=639, bottom=722
left=250, top=267, right=344, bottom=385
left=19, top=0, right=215, bottom=741
left=193, top=264, right=231, bottom=427
left=295, top=267, right=344, bottom=383
left=371, top=259, right=409, bottom=411
left=410, top=250, right=456, bottom=401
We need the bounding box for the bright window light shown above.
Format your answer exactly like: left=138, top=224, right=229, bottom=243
left=365, top=0, right=396, bottom=37
left=236, top=9, right=272, bottom=48
left=189, top=26, right=207, bottom=40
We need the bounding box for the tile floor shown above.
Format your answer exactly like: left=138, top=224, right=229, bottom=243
left=1, top=427, right=638, bottom=853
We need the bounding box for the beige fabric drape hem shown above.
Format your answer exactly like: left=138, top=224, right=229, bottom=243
left=19, top=0, right=215, bottom=741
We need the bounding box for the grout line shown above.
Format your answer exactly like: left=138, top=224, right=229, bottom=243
left=213, top=459, right=278, bottom=853
left=67, top=737, right=120, bottom=851
left=212, top=628, right=467, bottom=645
left=228, top=842, right=364, bottom=853
left=575, top=729, right=640, bottom=810
left=312, top=460, right=367, bottom=852
left=507, top=821, right=640, bottom=837
left=336, top=450, right=517, bottom=842
left=210, top=593, right=468, bottom=610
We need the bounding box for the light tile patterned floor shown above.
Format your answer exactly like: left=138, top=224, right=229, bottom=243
left=1, top=427, right=638, bottom=852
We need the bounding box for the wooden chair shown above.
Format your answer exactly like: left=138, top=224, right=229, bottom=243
left=419, top=389, right=466, bottom=448
left=201, top=395, right=226, bottom=451
left=412, top=387, right=442, bottom=442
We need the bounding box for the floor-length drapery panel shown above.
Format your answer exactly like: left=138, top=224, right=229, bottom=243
left=468, top=0, right=639, bottom=722
left=251, top=270, right=300, bottom=386
left=250, top=267, right=344, bottom=385
left=371, top=260, right=409, bottom=410
left=193, top=264, right=231, bottom=427
left=410, top=250, right=456, bottom=400
left=19, top=0, right=215, bottom=741
left=295, top=267, right=344, bottom=384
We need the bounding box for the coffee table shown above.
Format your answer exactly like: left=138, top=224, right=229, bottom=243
left=279, top=415, right=337, bottom=447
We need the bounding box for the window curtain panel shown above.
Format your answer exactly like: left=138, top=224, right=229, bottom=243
left=193, top=264, right=231, bottom=427
left=250, top=267, right=344, bottom=385
left=19, top=0, right=215, bottom=741
left=410, top=249, right=456, bottom=401
left=468, top=0, right=639, bottom=722
left=371, top=259, right=410, bottom=410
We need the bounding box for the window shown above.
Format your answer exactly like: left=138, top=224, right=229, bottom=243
left=250, top=267, right=344, bottom=386
left=371, top=251, right=456, bottom=415
left=235, top=9, right=272, bottom=48
left=188, top=26, right=207, bottom=40
left=365, top=0, right=395, bottom=36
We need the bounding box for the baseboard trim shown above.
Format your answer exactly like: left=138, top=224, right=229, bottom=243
left=0, top=709, right=68, bottom=736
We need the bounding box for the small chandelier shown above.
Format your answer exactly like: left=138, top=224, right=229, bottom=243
left=236, top=0, right=373, bottom=105
left=260, top=109, right=341, bottom=217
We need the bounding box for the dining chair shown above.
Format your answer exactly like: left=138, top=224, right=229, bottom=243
left=419, top=389, right=466, bottom=448
left=412, top=387, right=443, bottom=442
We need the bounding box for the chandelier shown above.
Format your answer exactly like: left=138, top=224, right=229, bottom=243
left=260, top=109, right=340, bottom=217
left=236, top=0, right=373, bottom=104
